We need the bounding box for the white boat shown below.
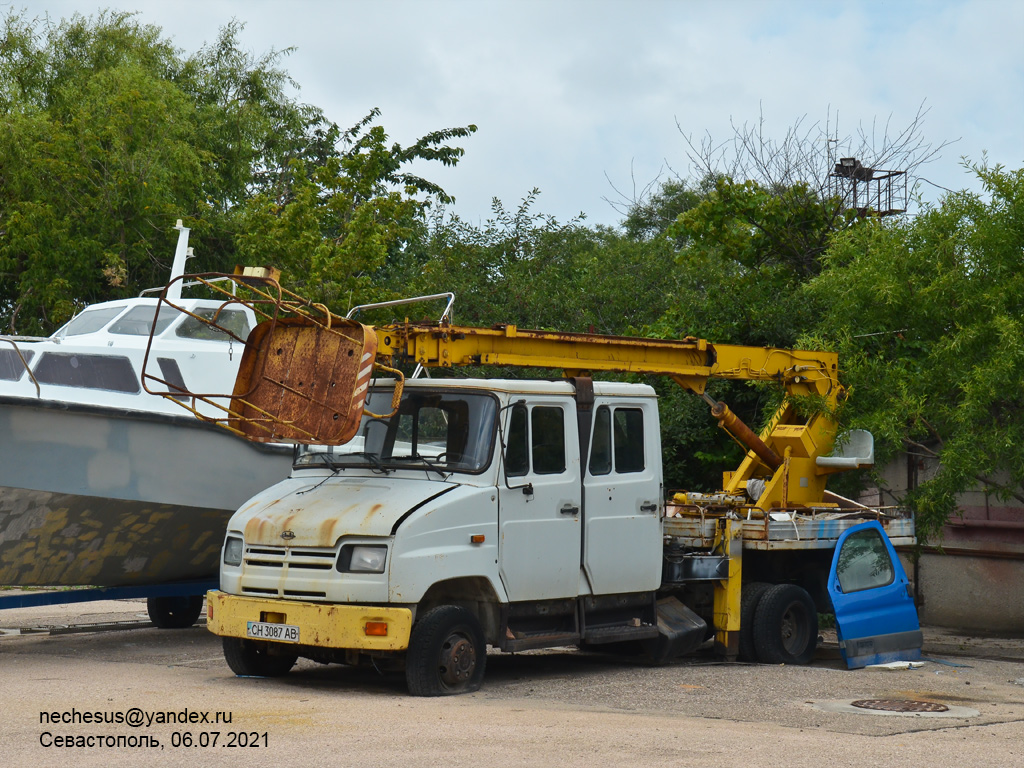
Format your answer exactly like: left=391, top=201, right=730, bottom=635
left=0, top=223, right=293, bottom=591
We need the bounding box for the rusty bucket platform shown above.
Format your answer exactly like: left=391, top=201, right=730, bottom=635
left=230, top=316, right=378, bottom=445
left=143, top=268, right=391, bottom=446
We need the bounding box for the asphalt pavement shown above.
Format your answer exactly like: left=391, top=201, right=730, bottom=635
left=1, top=595, right=1021, bottom=767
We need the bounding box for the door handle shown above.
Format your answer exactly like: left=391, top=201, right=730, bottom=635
left=640, top=502, right=658, bottom=513
left=560, top=505, right=580, bottom=516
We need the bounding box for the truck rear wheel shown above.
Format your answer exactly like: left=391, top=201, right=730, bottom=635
left=738, top=582, right=771, bottom=662
left=752, top=583, right=817, bottom=665
left=405, top=605, right=486, bottom=696
left=222, top=637, right=297, bottom=677
left=147, top=595, right=203, bottom=629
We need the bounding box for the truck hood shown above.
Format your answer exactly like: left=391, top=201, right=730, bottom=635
left=234, top=474, right=459, bottom=547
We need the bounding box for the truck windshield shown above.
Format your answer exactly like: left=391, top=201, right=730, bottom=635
left=294, top=387, right=498, bottom=474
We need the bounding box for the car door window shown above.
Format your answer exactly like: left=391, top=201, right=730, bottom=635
left=835, top=528, right=895, bottom=593
left=589, top=405, right=612, bottom=475
left=505, top=403, right=529, bottom=477
left=613, top=407, right=645, bottom=473
left=531, top=406, right=565, bottom=474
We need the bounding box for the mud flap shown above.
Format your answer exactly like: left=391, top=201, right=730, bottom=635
left=643, top=596, right=707, bottom=663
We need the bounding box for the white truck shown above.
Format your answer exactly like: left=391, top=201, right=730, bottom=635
left=195, top=299, right=921, bottom=696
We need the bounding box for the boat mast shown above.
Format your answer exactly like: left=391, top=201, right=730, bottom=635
left=165, top=220, right=191, bottom=301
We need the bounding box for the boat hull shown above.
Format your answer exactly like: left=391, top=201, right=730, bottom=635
left=0, top=396, right=293, bottom=586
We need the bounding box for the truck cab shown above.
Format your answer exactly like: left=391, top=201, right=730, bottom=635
left=209, top=377, right=669, bottom=694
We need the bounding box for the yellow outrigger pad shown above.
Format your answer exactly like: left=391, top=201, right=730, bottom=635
left=229, top=317, right=377, bottom=445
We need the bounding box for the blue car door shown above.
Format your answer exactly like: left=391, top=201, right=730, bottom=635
left=828, top=521, right=922, bottom=669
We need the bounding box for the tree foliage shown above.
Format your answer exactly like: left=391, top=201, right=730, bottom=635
left=236, top=110, right=476, bottom=311
left=0, top=11, right=208, bottom=331
left=623, top=109, right=955, bottom=497
left=0, top=10, right=474, bottom=333
left=411, top=191, right=680, bottom=335
left=802, top=163, right=1024, bottom=540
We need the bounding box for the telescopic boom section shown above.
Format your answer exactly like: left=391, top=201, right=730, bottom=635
left=376, top=321, right=840, bottom=401
left=376, top=321, right=848, bottom=511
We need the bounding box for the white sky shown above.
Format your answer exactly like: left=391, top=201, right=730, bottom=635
left=13, top=0, right=1024, bottom=227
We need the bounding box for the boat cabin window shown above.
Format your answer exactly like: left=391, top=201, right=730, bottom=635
left=57, top=306, right=126, bottom=337
left=175, top=308, right=251, bottom=341
left=34, top=353, right=141, bottom=393
left=109, top=305, right=180, bottom=336
left=0, top=348, right=34, bottom=381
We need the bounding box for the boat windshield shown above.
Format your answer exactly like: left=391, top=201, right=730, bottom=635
left=295, top=387, right=498, bottom=475
left=56, top=306, right=127, bottom=337
left=108, top=305, right=181, bottom=336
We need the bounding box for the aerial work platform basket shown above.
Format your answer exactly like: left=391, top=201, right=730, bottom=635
left=142, top=267, right=392, bottom=445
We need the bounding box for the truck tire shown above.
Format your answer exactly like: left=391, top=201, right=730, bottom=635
left=405, top=605, right=486, bottom=696
left=147, top=595, right=203, bottom=629
left=738, top=582, right=771, bottom=662
left=222, top=637, right=297, bottom=677
left=752, top=583, right=817, bottom=665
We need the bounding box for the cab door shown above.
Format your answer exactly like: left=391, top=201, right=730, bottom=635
left=582, top=399, right=663, bottom=595
left=828, top=521, right=922, bottom=668
left=498, top=398, right=581, bottom=602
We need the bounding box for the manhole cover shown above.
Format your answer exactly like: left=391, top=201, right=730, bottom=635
left=851, top=699, right=949, bottom=713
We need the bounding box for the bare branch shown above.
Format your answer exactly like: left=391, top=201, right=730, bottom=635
left=672, top=102, right=957, bottom=211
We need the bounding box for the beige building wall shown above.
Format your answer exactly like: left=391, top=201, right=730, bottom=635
left=864, top=452, right=1024, bottom=634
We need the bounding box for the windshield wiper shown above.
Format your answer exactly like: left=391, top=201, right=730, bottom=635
left=390, top=453, right=449, bottom=478
left=300, top=451, right=389, bottom=474
left=347, top=451, right=390, bottom=473
left=302, top=453, right=341, bottom=473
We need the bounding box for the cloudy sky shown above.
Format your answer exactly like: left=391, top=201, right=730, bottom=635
left=15, top=0, right=1024, bottom=227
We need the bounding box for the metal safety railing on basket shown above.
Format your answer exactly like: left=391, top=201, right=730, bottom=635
left=140, top=268, right=403, bottom=446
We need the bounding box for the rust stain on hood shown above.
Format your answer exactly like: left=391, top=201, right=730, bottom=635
left=236, top=476, right=458, bottom=548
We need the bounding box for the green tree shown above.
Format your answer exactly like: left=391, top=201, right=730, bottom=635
left=619, top=178, right=705, bottom=245
left=2, top=11, right=196, bottom=328
left=413, top=191, right=680, bottom=334
left=0, top=10, right=325, bottom=332
left=0, top=10, right=474, bottom=333
left=234, top=109, right=477, bottom=311
left=802, top=163, right=1024, bottom=539
left=616, top=176, right=852, bottom=492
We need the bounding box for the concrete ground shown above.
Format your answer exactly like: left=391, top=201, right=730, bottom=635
left=1, top=596, right=1022, bottom=767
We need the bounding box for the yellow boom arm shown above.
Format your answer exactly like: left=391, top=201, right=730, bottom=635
left=374, top=321, right=846, bottom=510
left=143, top=273, right=853, bottom=512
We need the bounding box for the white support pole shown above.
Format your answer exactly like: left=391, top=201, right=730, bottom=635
left=166, top=219, right=191, bottom=301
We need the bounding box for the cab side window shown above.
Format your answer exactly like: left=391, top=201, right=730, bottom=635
left=589, top=405, right=645, bottom=475
left=589, top=406, right=612, bottom=475
left=613, top=408, right=645, bottom=473
left=505, top=404, right=529, bottom=477
left=836, top=529, right=895, bottom=593
left=505, top=404, right=566, bottom=476
left=531, top=406, right=566, bottom=474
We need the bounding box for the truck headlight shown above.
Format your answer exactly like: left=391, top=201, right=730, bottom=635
left=223, top=536, right=243, bottom=567
left=339, top=544, right=387, bottom=573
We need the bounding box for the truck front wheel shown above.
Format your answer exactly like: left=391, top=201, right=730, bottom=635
left=147, top=595, right=203, bottom=629
left=752, top=583, right=818, bottom=665
left=222, top=637, right=297, bottom=677
left=405, top=605, right=486, bottom=696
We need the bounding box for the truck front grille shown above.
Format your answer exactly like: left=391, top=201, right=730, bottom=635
left=238, top=544, right=336, bottom=600
left=243, top=545, right=336, bottom=570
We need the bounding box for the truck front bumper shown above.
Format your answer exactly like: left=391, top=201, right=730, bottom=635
left=206, top=591, right=413, bottom=652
